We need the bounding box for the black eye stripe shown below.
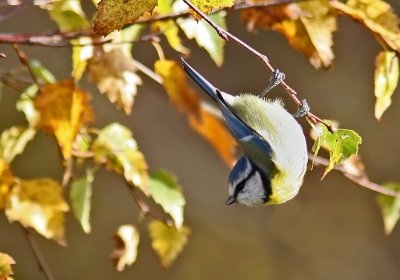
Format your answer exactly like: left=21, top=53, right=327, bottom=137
left=233, top=168, right=257, bottom=198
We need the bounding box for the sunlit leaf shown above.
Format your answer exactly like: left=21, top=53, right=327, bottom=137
left=374, top=51, right=399, bottom=120
left=30, top=60, right=56, bottom=84
left=17, top=84, right=40, bottom=127
left=241, top=0, right=336, bottom=68
left=70, top=169, right=94, bottom=234
left=377, top=183, right=400, bottom=235
left=94, top=0, right=157, bottom=35
left=156, top=59, right=237, bottom=165
left=331, top=0, right=400, bottom=52
left=72, top=37, right=94, bottom=81
left=153, top=0, right=189, bottom=54
left=0, top=159, right=14, bottom=210
left=190, top=106, right=237, bottom=166
left=93, top=123, right=148, bottom=194
left=176, top=0, right=226, bottom=66
left=88, top=48, right=142, bottom=114
left=34, top=80, right=94, bottom=159
left=148, top=220, right=190, bottom=268
left=5, top=178, right=69, bottom=245
left=0, top=252, right=15, bottom=280
left=149, top=171, right=185, bottom=229
left=45, top=0, right=89, bottom=31
left=0, top=127, right=35, bottom=164
left=190, top=0, right=234, bottom=15
left=155, top=59, right=200, bottom=114
left=312, top=121, right=362, bottom=177
left=111, top=224, right=140, bottom=271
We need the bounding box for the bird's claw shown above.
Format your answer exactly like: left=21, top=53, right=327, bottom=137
left=259, top=69, right=285, bottom=98
left=292, top=99, right=310, bottom=118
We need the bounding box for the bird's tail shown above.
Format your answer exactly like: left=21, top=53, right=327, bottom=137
left=181, top=58, right=219, bottom=103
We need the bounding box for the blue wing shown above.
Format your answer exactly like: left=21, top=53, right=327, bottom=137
left=181, top=58, right=275, bottom=164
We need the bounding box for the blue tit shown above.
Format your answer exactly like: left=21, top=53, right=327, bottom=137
left=181, top=58, right=308, bottom=206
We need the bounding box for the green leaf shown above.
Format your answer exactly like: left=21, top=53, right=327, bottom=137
left=0, top=126, right=36, bottom=164
left=16, top=84, right=40, bottom=127
left=374, top=51, right=399, bottom=120
left=175, top=0, right=226, bottom=66
left=112, top=224, right=140, bottom=271
left=71, top=37, right=94, bottom=81
left=93, top=123, right=148, bottom=194
left=30, top=60, right=56, bottom=84
left=47, top=0, right=89, bottom=31
left=148, top=220, right=190, bottom=268
left=312, top=121, right=362, bottom=177
left=70, top=169, right=94, bottom=234
left=149, top=170, right=186, bottom=228
left=377, top=183, right=400, bottom=234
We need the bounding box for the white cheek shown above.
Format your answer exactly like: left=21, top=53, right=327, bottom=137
left=237, top=172, right=265, bottom=206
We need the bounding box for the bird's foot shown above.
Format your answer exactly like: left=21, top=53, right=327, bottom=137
left=259, top=69, right=285, bottom=98
left=292, top=99, right=310, bottom=118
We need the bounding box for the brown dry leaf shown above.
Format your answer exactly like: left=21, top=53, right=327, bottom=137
left=0, top=252, right=15, bottom=280
left=148, top=220, right=190, bottom=268
left=111, top=224, right=140, bottom=271
left=190, top=107, right=237, bottom=167
left=240, top=1, right=303, bottom=31
left=331, top=0, right=400, bottom=52
left=5, top=178, right=69, bottom=245
left=241, top=0, right=336, bottom=68
left=34, top=80, right=94, bottom=159
left=94, top=0, right=157, bottom=35
left=155, top=59, right=200, bottom=114
left=88, top=48, right=142, bottom=115
left=0, top=159, right=13, bottom=210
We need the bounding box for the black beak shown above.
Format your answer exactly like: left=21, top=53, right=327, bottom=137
left=225, top=196, right=236, bottom=206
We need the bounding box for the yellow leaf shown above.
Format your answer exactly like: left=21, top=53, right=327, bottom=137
left=94, top=0, right=157, bottom=35
left=374, top=51, right=399, bottom=120
left=45, top=0, right=89, bottom=31
left=0, top=159, right=13, bottom=210
left=275, top=1, right=336, bottom=68
left=88, top=48, right=142, bottom=114
left=93, top=123, right=149, bottom=194
left=153, top=0, right=189, bottom=54
left=72, top=37, right=94, bottom=81
left=0, top=252, right=15, bottom=280
left=377, top=183, right=400, bottom=234
left=0, top=126, right=36, bottom=164
left=111, top=225, right=140, bottom=271
left=155, top=59, right=200, bottom=114
left=330, top=0, right=400, bottom=52
left=190, top=0, right=234, bottom=15
left=190, top=107, right=237, bottom=167
left=5, top=178, right=69, bottom=245
left=34, top=80, right=94, bottom=159
left=148, top=220, right=190, bottom=268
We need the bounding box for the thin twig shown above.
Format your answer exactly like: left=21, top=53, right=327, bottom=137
left=310, top=153, right=400, bottom=197
left=11, top=43, right=40, bottom=86
left=182, top=0, right=333, bottom=132
left=21, top=225, right=55, bottom=280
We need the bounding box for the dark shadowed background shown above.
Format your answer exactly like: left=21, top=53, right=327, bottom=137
left=1, top=2, right=400, bottom=279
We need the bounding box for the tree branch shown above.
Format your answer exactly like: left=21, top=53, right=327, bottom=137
left=182, top=0, right=333, bottom=132
left=21, top=225, right=55, bottom=280
left=310, top=153, right=400, bottom=197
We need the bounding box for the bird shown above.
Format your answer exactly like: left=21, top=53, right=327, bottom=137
left=181, top=58, right=308, bottom=206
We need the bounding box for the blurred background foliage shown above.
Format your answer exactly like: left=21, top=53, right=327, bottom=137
left=1, top=0, right=400, bottom=279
